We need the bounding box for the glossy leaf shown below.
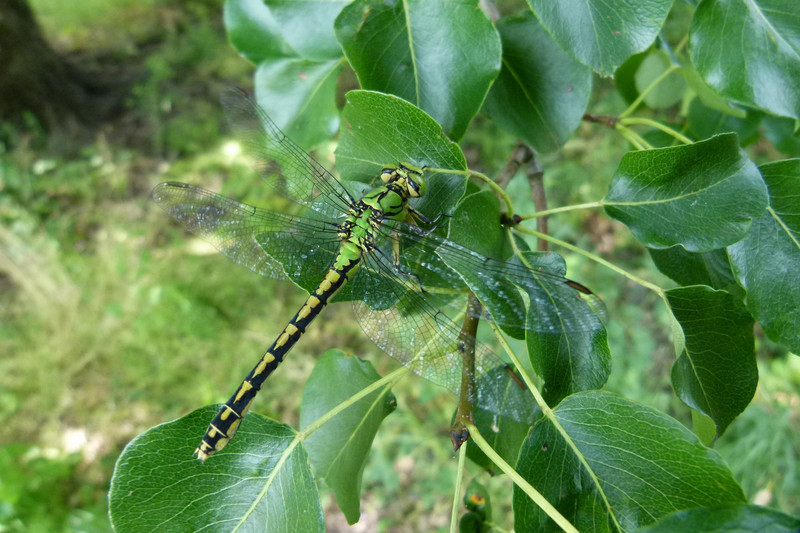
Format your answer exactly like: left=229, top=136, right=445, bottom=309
left=448, top=189, right=512, bottom=261
left=648, top=245, right=741, bottom=294
left=447, top=189, right=526, bottom=339
left=687, top=98, right=763, bottom=145
left=336, top=90, right=467, bottom=220
left=604, top=134, right=767, bottom=252
left=224, top=0, right=295, bottom=63
left=729, top=159, right=800, bottom=353
left=636, top=504, right=800, bottom=533
left=522, top=251, right=610, bottom=405
left=690, top=0, right=800, bottom=120
left=667, top=286, right=757, bottom=437
left=466, top=407, right=532, bottom=473
left=334, top=0, right=501, bottom=140
left=615, top=50, right=649, bottom=104
left=527, top=0, right=673, bottom=75
left=300, top=350, right=396, bottom=524
left=763, top=115, right=800, bottom=156
left=682, top=64, right=747, bottom=118
left=513, top=392, right=746, bottom=532
left=267, top=0, right=348, bottom=61
left=482, top=11, right=592, bottom=153
left=109, top=407, right=323, bottom=533
left=635, top=50, right=685, bottom=109
left=254, top=58, right=342, bottom=150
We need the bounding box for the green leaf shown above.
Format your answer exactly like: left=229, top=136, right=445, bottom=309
left=224, top=0, right=295, bottom=63
left=604, top=134, right=768, bottom=252
left=687, top=98, right=763, bottom=145
left=763, top=115, right=800, bottom=156
left=253, top=58, right=342, bottom=150
left=267, top=0, right=348, bottom=61
left=615, top=50, right=649, bottom=104
left=443, top=189, right=527, bottom=340
left=336, top=90, right=467, bottom=220
left=690, top=0, right=800, bottom=120
left=691, top=409, right=717, bottom=447
left=466, top=405, right=533, bottom=472
left=522, top=251, right=611, bottom=405
left=465, top=367, right=540, bottom=470
left=334, top=0, right=501, bottom=140
left=108, top=407, right=323, bottom=533
left=513, top=391, right=746, bottom=532
left=682, top=65, right=747, bottom=118
left=729, top=159, right=800, bottom=353
left=635, top=50, right=686, bottom=109
left=667, top=286, right=757, bottom=437
left=449, top=189, right=512, bottom=262
left=648, top=246, right=739, bottom=292
left=636, top=504, right=800, bottom=533
left=482, top=11, right=592, bottom=153
left=300, top=350, right=395, bottom=525
left=527, top=0, right=674, bottom=76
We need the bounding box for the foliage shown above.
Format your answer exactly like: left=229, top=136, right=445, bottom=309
left=2, top=0, right=799, bottom=531
left=103, top=0, right=800, bottom=531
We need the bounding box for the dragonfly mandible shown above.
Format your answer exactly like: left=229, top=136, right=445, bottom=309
left=152, top=89, right=605, bottom=461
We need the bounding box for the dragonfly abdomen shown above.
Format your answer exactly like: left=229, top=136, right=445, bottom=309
left=194, top=261, right=357, bottom=461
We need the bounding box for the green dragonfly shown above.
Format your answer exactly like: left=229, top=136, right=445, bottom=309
left=152, top=89, right=605, bottom=461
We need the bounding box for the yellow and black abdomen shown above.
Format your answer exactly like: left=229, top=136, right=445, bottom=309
left=195, top=262, right=356, bottom=461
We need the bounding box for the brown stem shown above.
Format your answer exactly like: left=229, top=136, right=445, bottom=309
left=496, top=141, right=533, bottom=189
left=526, top=150, right=549, bottom=252
left=582, top=113, right=618, bottom=128
left=451, top=292, right=482, bottom=451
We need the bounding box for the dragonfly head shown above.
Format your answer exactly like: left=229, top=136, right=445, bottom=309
left=381, top=162, right=427, bottom=198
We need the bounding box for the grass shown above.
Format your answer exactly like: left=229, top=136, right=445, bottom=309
left=1, top=2, right=798, bottom=531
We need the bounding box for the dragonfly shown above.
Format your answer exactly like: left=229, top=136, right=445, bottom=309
left=152, top=89, right=606, bottom=461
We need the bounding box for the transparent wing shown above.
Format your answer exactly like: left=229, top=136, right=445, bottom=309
left=221, top=88, right=355, bottom=219
left=151, top=182, right=341, bottom=281
left=348, top=217, right=606, bottom=422
left=373, top=221, right=607, bottom=337
left=351, top=250, right=538, bottom=425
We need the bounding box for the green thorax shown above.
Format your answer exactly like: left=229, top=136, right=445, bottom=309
left=334, top=163, right=427, bottom=270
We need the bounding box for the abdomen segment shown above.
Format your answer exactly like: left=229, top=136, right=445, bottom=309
left=194, top=265, right=353, bottom=461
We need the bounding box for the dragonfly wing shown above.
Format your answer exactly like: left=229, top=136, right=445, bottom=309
left=220, top=89, right=355, bottom=219
left=351, top=252, right=538, bottom=425
left=377, top=222, right=610, bottom=403
left=152, top=182, right=341, bottom=281
left=384, top=222, right=607, bottom=338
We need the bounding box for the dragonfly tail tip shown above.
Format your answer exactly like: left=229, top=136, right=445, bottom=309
left=194, top=447, right=211, bottom=463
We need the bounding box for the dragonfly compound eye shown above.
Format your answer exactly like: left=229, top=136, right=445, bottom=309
left=395, top=162, right=427, bottom=198
left=381, top=165, right=399, bottom=183
left=407, top=173, right=427, bottom=198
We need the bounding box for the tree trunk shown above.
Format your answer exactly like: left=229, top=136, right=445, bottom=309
left=0, top=0, right=130, bottom=148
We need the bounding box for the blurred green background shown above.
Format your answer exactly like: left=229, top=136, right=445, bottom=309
left=1, top=1, right=798, bottom=531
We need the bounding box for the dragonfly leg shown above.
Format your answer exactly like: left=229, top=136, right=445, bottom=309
left=407, top=206, right=450, bottom=230
left=384, top=232, right=426, bottom=291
